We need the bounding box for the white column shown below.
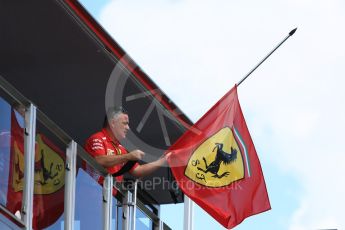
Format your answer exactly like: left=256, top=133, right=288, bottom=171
left=64, top=141, right=77, bottom=230
left=122, top=180, right=137, bottom=230
left=183, top=195, right=194, bottom=230
left=122, top=189, right=131, bottom=230
left=103, top=174, right=113, bottom=230
left=131, top=180, right=138, bottom=230
left=21, top=104, right=36, bottom=230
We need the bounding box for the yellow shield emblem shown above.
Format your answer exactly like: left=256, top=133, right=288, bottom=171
left=184, top=127, right=244, bottom=187
left=12, top=134, right=65, bottom=194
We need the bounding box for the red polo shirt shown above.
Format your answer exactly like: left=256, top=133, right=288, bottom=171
left=84, top=128, right=138, bottom=183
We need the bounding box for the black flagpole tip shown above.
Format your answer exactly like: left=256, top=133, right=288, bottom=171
left=289, top=27, right=297, bottom=36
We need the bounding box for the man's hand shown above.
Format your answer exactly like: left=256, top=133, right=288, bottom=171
left=155, top=151, right=173, bottom=166
left=164, top=151, right=173, bottom=161
left=130, top=151, right=173, bottom=178
left=127, top=150, right=145, bottom=161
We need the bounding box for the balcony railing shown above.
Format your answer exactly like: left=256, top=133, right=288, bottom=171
left=0, top=74, right=171, bottom=230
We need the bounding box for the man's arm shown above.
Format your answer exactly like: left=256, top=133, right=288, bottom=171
left=95, top=150, right=144, bottom=168
left=130, top=152, right=171, bottom=178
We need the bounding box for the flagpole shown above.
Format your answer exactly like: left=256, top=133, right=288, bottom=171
left=237, top=28, right=297, bottom=86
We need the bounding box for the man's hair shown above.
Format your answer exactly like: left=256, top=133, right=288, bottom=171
left=103, top=106, right=128, bottom=128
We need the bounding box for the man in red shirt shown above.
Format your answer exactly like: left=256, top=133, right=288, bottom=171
left=84, top=106, right=171, bottom=184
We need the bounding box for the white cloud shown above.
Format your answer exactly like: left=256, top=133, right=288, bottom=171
left=100, top=0, right=345, bottom=229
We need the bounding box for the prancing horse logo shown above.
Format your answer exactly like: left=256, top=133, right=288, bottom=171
left=184, top=127, right=245, bottom=188
left=197, top=143, right=237, bottom=179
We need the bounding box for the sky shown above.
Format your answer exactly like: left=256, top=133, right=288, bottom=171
left=79, top=0, right=345, bottom=229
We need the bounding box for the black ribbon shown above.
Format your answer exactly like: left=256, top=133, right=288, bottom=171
left=112, top=160, right=138, bottom=177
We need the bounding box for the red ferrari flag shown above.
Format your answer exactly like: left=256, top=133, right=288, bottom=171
left=6, top=109, right=65, bottom=229
left=167, top=85, right=270, bottom=229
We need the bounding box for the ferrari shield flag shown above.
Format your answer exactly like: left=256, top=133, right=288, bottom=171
left=6, top=109, right=65, bottom=229
left=167, top=85, right=270, bottom=229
